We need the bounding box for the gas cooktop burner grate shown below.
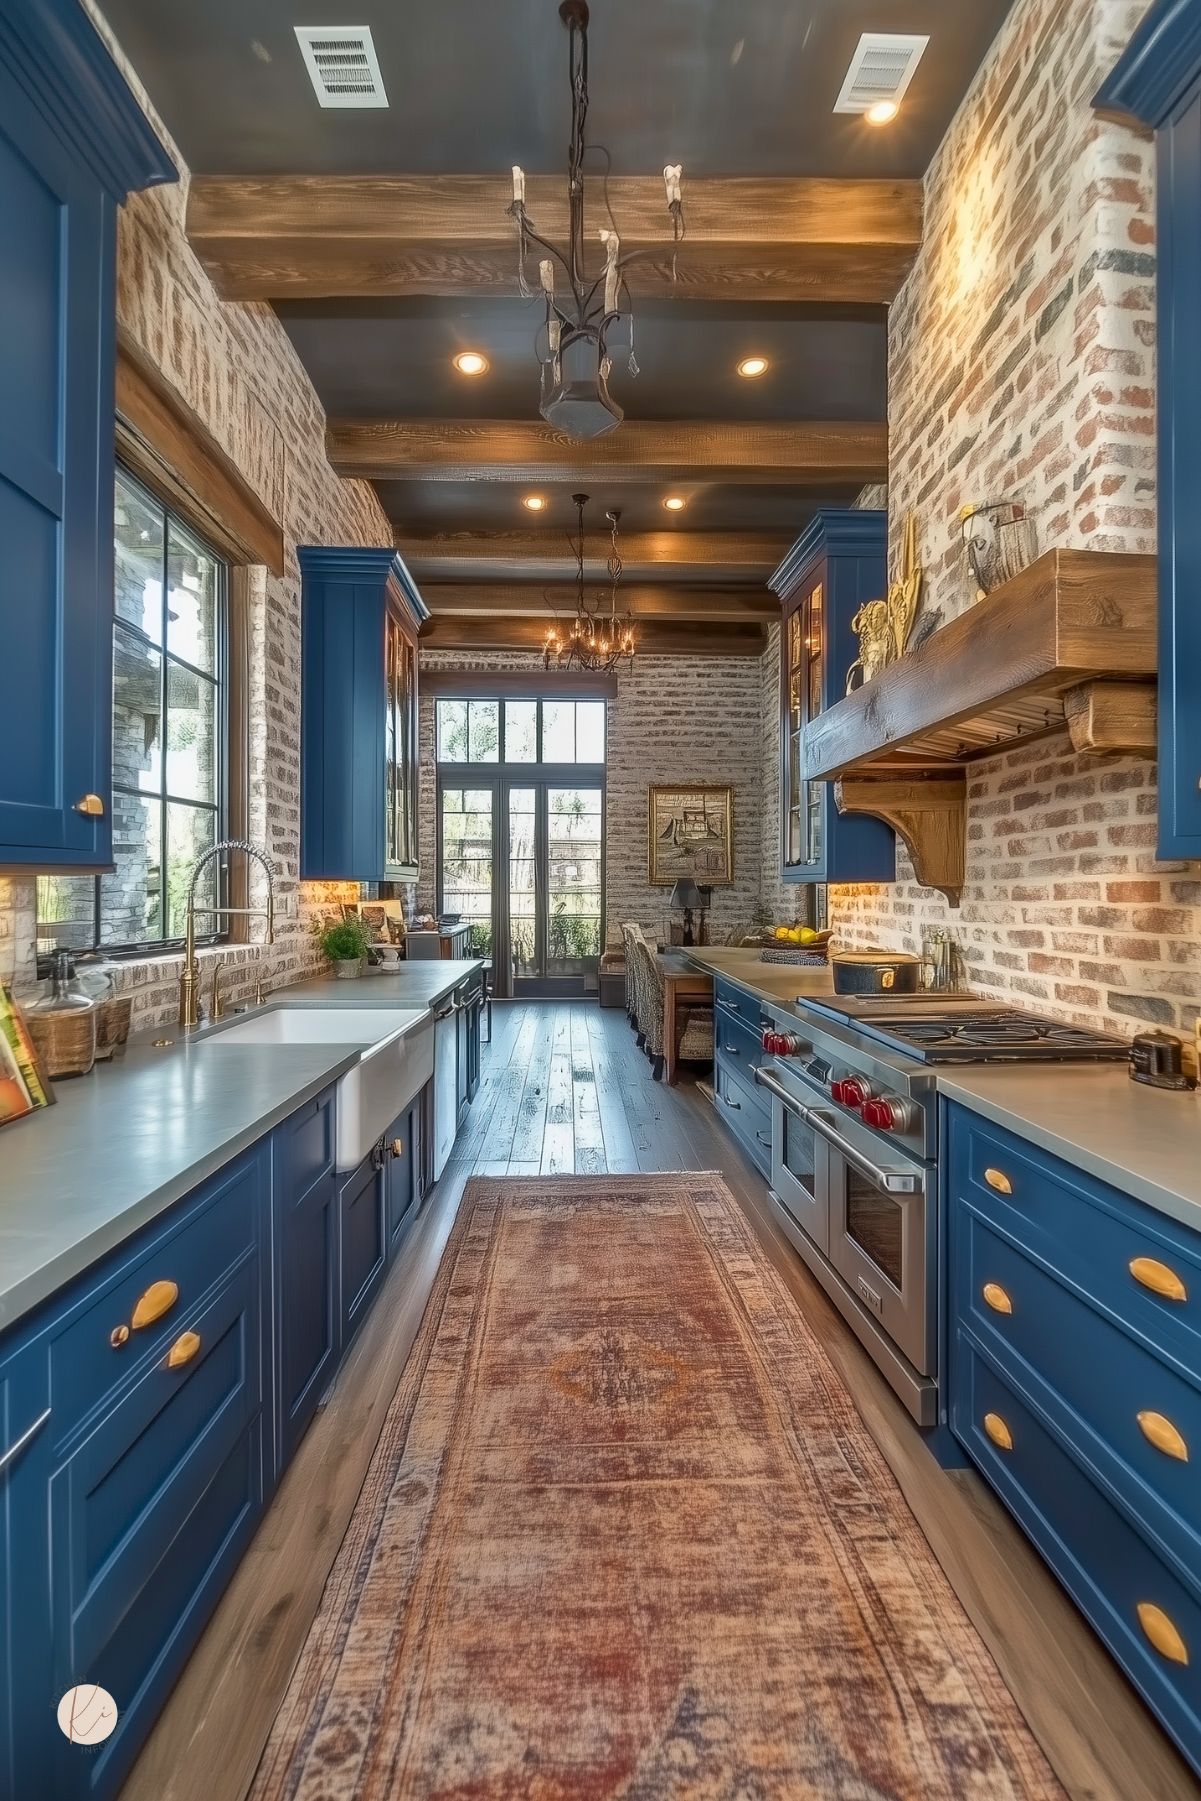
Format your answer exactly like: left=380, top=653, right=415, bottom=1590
left=863, top=1011, right=1128, bottom=1062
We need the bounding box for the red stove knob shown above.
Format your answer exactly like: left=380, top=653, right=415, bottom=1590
left=862, top=1096, right=912, bottom=1132
left=762, top=1029, right=804, bottom=1057
left=832, top=1075, right=872, bottom=1110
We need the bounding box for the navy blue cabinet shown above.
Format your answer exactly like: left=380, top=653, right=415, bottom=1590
left=1097, top=0, right=1201, bottom=858
left=340, top=1152, right=387, bottom=1346
left=386, top=1096, right=425, bottom=1253
left=271, top=1089, right=339, bottom=1476
left=299, top=546, right=429, bottom=883
left=946, top=1101, right=1201, bottom=1778
left=712, top=979, right=774, bottom=1179
left=0, top=0, right=173, bottom=868
left=769, top=511, right=897, bottom=884
left=0, top=1340, right=52, bottom=1801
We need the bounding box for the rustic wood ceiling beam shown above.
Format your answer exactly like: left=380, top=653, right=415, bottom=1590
left=421, top=583, right=778, bottom=621
left=400, top=529, right=790, bottom=585
left=420, top=615, right=766, bottom=656
left=330, top=418, right=887, bottom=484
left=186, top=174, right=922, bottom=304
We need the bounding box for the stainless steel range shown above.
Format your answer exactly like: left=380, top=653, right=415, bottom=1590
left=752, top=995, right=1127, bottom=1426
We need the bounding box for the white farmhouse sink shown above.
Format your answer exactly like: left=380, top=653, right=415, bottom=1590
left=202, top=1006, right=433, bottom=1171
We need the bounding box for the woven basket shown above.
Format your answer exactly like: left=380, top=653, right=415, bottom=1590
left=27, top=1005, right=96, bottom=1078
left=94, top=995, right=133, bottom=1060
left=759, top=947, right=828, bottom=967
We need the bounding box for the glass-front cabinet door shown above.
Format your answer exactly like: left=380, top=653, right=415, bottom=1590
left=384, top=607, right=419, bottom=881
left=772, top=510, right=896, bottom=886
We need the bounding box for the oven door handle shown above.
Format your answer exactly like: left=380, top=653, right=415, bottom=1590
left=752, top=1066, right=924, bottom=1197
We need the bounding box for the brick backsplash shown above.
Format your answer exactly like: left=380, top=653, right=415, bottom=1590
left=821, top=0, right=1201, bottom=1044
left=0, top=6, right=392, bottom=1029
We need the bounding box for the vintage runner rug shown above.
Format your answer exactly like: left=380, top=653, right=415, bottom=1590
left=251, top=1173, right=1062, bottom=1799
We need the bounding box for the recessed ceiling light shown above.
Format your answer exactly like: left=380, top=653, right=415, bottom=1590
left=522, top=494, right=547, bottom=512
left=663, top=495, right=687, bottom=512
left=737, top=355, right=770, bottom=379
left=453, top=350, right=489, bottom=376
left=865, top=99, right=899, bottom=125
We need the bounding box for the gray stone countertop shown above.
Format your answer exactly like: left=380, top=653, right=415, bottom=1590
left=937, top=1064, right=1201, bottom=1234
left=681, top=946, right=835, bottom=1015
left=0, top=958, right=484, bottom=1334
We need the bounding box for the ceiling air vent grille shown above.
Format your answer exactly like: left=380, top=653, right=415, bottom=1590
left=833, top=33, right=929, bottom=114
left=294, top=26, right=388, bottom=108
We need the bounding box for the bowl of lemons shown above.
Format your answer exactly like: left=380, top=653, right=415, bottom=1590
left=759, top=925, right=832, bottom=965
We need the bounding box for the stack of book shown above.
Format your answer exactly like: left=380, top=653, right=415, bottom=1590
left=0, top=987, right=53, bottom=1125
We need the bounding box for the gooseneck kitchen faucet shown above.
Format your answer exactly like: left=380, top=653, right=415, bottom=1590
left=178, top=838, right=276, bottom=1030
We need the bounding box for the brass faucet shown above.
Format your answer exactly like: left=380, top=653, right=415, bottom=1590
left=210, top=958, right=227, bottom=1021
left=179, top=839, right=276, bottom=1030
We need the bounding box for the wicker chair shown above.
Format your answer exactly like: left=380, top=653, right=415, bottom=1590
left=620, top=922, right=643, bottom=1032
left=623, top=923, right=651, bottom=1045
left=634, top=937, right=714, bottom=1081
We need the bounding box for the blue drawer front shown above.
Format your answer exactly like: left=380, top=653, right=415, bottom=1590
left=277, top=1089, right=336, bottom=1199
left=953, top=1110, right=1201, bottom=1368
left=50, top=1260, right=263, bottom=1797
left=713, top=1005, right=765, bottom=1075
left=714, top=1058, right=772, bottom=1178
left=957, top=1203, right=1201, bottom=1578
left=47, top=1144, right=266, bottom=1452
left=713, top=979, right=772, bottom=1033
left=951, top=1335, right=1201, bottom=1778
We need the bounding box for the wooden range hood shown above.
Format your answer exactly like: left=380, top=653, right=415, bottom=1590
left=801, top=548, right=1157, bottom=904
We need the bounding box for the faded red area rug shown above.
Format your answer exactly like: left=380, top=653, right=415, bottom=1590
left=252, top=1174, right=1062, bottom=1799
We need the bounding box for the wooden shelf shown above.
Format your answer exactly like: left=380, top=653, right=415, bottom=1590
left=802, top=549, right=1156, bottom=779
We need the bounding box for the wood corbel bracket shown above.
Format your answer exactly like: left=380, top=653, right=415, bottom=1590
left=834, top=773, right=967, bottom=907
left=1063, top=679, right=1157, bottom=757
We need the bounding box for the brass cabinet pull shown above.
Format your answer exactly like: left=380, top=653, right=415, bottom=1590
left=165, top=1330, right=201, bottom=1369
left=131, top=1279, right=179, bottom=1330
left=1137, top=1411, right=1189, bottom=1463
left=74, top=793, right=105, bottom=817
left=1137, top=1602, right=1189, bottom=1666
left=390, top=1138, right=404, bottom=1159
left=983, top=1411, right=1014, bottom=1451
left=109, top=1325, right=130, bottom=1349
left=1129, top=1257, right=1188, bottom=1303
left=982, top=1282, right=1013, bottom=1315
left=983, top=1167, right=1013, bottom=1195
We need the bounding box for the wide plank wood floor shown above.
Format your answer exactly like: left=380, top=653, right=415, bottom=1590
left=122, top=1001, right=1199, bottom=1801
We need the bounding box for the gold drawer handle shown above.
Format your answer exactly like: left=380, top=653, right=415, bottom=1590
left=1129, top=1257, right=1188, bottom=1303
left=165, top=1331, right=201, bottom=1370
left=1137, top=1603, right=1189, bottom=1666
left=132, top=1279, right=179, bottom=1330
left=74, top=793, right=105, bottom=817
left=1137, top=1411, right=1189, bottom=1463
left=983, top=1411, right=1013, bottom=1451
left=109, top=1325, right=130, bottom=1349
left=983, top=1167, right=1013, bottom=1195
left=390, top=1138, right=404, bottom=1158
left=982, top=1282, right=1013, bottom=1315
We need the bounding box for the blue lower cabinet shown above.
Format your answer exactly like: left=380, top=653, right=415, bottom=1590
left=49, top=1264, right=263, bottom=1798
left=946, top=1100, right=1201, bottom=1777
left=0, top=1341, right=53, bottom=1801
left=340, top=1154, right=387, bottom=1348
left=272, top=1092, right=339, bottom=1476
left=387, top=1097, right=425, bottom=1255
left=714, top=1057, right=773, bottom=1179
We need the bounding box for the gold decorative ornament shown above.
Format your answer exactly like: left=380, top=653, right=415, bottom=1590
left=846, top=512, right=923, bottom=693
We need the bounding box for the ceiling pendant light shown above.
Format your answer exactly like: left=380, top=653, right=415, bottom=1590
left=509, top=0, right=684, bottom=439
left=544, top=493, right=635, bottom=671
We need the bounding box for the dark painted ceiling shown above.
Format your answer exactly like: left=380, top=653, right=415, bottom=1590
left=102, top=0, right=1015, bottom=180
left=102, top=0, right=1015, bottom=585
left=275, top=299, right=888, bottom=422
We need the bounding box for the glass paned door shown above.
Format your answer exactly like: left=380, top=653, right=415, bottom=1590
left=440, top=786, right=495, bottom=956
left=546, top=785, right=603, bottom=984
left=508, top=786, right=537, bottom=982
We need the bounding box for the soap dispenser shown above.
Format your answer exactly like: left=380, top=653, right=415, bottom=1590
left=27, top=950, right=97, bottom=1078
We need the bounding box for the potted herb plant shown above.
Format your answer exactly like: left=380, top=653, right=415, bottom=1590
left=319, top=916, right=373, bottom=979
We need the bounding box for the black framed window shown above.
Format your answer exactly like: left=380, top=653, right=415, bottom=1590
left=36, top=466, right=229, bottom=954
left=435, top=697, right=605, bottom=766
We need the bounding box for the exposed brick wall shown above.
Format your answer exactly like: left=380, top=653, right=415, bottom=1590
left=817, top=0, right=1201, bottom=1041
left=0, top=5, right=391, bottom=1027
left=418, top=651, right=767, bottom=948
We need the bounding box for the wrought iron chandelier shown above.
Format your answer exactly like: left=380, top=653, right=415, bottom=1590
left=543, top=493, right=635, bottom=671
left=508, top=0, right=685, bottom=438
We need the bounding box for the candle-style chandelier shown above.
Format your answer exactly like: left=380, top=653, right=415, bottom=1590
left=543, top=493, right=636, bottom=672
left=509, top=0, right=685, bottom=439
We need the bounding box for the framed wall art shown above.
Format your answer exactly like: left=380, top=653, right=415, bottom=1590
left=648, top=785, right=734, bottom=886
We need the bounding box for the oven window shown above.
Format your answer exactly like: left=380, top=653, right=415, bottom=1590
left=782, top=1110, right=818, bottom=1195
left=845, top=1173, right=904, bottom=1290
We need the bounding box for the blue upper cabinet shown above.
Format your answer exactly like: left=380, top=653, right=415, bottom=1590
left=0, top=0, right=174, bottom=870
left=1097, top=0, right=1201, bottom=859
left=770, top=510, right=897, bottom=885
left=299, top=547, right=428, bottom=883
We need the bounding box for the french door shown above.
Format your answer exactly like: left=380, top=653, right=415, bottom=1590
left=438, top=773, right=604, bottom=997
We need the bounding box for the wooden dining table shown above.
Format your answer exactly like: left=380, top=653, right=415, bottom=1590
left=654, top=951, right=714, bottom=1084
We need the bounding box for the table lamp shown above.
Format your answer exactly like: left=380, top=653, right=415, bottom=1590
left=670, top=877, right=707, bottom=946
